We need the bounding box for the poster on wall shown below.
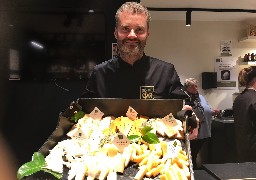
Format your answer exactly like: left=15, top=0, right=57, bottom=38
left=214, top=56, right=237, bottom=90
left=112, top=43, right=119, bottom=59
left=220, top=40, right=232, bottom=56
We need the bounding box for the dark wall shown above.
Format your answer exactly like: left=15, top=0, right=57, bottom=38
left=0, top=0, right=140, bottom=169
left=3, top=80, right=86, bottom=167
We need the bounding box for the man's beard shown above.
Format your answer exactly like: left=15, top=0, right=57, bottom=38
left=117, top=38, right=146, bottom=58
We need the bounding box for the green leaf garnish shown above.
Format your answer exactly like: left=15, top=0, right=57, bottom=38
left=141, top=126, right=153, bottom=136
left=17, top=152, right=45, bottom=180
left=128, top=126, right=160, bottom=144
left=127, top=135, right=141, bottom=143
left=42, top=168, right=62, bottom=179
left=17, top=152, right=62, bottom=180
left=70, top=111, right=85, bottom=123
left=142, top=132, right=160, bottom=144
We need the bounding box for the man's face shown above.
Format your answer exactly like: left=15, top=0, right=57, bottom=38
left=114, top=11, right=149, bottom=57
left=187, top=84, right=198, bottom=95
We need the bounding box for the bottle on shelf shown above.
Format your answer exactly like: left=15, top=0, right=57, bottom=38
left=248, top=53, right=251, bottom=61
left=251, top=53, right=255, bottom=62
left=244, top=54, right=248, bottom=62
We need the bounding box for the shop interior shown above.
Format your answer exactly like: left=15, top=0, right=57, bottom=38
left=0, top=0, right=256, bottom=179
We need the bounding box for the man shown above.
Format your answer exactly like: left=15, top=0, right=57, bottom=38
left=82, top=2, right=186, bottom=99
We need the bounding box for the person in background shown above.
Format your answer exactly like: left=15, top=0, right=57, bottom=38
left=82, top=2, right=186, bottom=99
left=233, top=66, right=256, bottom=162
left=183, top=78, right=219, bottom=169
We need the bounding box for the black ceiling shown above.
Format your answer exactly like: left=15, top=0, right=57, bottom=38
left=1, top=0, right=139, bottom=34
left=1, top=0, right=133, bottom=12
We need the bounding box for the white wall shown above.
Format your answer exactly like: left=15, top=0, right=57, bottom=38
left=145, top=20, right=256, bottom=110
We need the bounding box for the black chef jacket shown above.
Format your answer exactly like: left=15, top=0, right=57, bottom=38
left=233, top=89, right=256, bottom=162
left=82, top=54, right=186, bottom=99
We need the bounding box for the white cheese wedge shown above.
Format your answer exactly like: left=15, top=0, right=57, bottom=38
left=107, top=171, right=117, bottom=180
left=134, top=165, right=147, bottom=180
left=87, top=156, right=101, bottom=180
left=122, top=145, right=133, bottom=167
left=113, top=153, right=126, bottom=173
left=155, top=120, right=167, bottom=137
left=99, top=117, right=111, bottom=131
left=88, top=129, right=104, bottom=151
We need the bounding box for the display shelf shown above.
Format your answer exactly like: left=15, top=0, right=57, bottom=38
left=239, top=36, right=256, bottom=42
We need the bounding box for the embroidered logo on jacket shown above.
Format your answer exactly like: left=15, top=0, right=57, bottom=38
left=140, top=86, right=154, bottom=99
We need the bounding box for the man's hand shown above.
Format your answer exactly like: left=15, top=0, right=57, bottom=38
left=182, top=105, right=192, bottom=111
left=181, top=105, right=200, bottom=140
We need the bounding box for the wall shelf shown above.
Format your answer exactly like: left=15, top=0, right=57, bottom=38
left=239, top=36, right=256, bottom=42
left=238, top=61, right=256, bottom=66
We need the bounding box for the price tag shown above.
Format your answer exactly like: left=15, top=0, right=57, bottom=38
left=89, top=107, right=104, bottom=120
left=112, top=132, right=130, bottom=152
left=166, top=139, right=181, bottom=159
left=126, top=106, right=138, bottom=120
left=162, top=113, right=178, bottom=128
left=69, top=128, right=86, bottom=140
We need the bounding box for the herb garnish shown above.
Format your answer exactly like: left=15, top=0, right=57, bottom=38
left=17, top=152, right=62, bottom=180
left=127, top=126, right=160, bottom=144
left=70, top=111, right=85, bottom=123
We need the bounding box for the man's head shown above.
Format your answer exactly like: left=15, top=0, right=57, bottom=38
left=184, top=78, right=199, bottom=95
left=114, top=2, right=151, bottom=62
left=115, top=2, right=151, bottom=29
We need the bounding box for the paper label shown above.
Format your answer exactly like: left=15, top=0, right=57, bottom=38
left=126, top=106, right=138, bottom=120
left=112, top=132, right=130, bottom=152
left=166, top=140, right=180, bottom=159
left=70, top=128, right=86, bottom=140
left=89, top=107, right=104, bottom=120
left=162, top=113, right=178, bottom=128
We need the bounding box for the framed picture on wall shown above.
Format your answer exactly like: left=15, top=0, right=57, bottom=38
left=247, top=24, right=256, bottom=36
left=220, top=40, right=232, bottom=56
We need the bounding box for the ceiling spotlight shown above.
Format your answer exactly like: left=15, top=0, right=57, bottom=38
left=30, top=41, right=44, bottom=49
left=186, top=10, right=191, bottom=27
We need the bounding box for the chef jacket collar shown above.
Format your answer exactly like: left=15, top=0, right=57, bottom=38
left=118, top=53, right=147, bottom=68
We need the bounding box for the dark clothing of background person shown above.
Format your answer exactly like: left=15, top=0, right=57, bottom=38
left=185, top=93, right=213, bottom=169
left=233, top=88, right=256, bottom=162
left=82, top=54, right=186, bottom=99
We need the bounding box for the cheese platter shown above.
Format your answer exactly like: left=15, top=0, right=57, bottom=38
left=19, top=98, right=194, bottom=180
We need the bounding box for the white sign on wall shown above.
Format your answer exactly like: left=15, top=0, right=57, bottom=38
left=214, top=56, right=237, bottom=90
left=9, top=49, right=20, bottom=80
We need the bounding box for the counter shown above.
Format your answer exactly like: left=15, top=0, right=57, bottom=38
left=193, top=169, right=217, bottom=180
left=212, top=117, right=234, bottom=124
left=203, top=162, right=256, bottom=179
left=208, top=117, right=236, bottom=164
